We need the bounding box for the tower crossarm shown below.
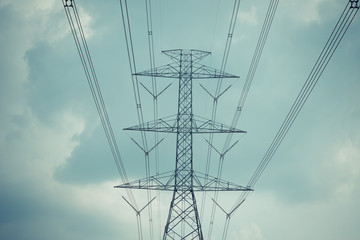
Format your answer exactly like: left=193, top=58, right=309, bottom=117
left=192, top=115, right=246, bottom=133
left=134, top=63, right=239, bottom=79
left=124, top=114, right=246, bottom=134
left=126, top=49, right=244, bottom=239
left=124, top=115, right=178, bottom=133
left=135, top=63, right=180, bottom=78
left=162, top=49, right=211, bottom=63
left=114, top=170, right=253, bottom=192
left=114, top=170, right=176, bottom=191
left=191, top=64, right=239, bottom=79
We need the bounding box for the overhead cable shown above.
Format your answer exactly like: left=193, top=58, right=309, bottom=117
left=62, top=0, right=137, bottom=208
left=224, top=2, right=359, bottom=237
left=204, top=1, right=242, bottom=238
left=205, top=1, right=279, bottom=238
left=119, top=0, right=156, bottom=239
left=144, top=0, right=162, bottom=238
left=248, top=0, right=359, bottom=190
left=223, top=0, right=279, bottom=152
left=231, top=0, right=359, bottom=220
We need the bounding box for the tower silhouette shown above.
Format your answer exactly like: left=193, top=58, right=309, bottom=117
left=116, top=49, right=252, bottom=239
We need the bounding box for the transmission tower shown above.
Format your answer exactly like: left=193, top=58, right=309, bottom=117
left=62, top=0, right=360, bottom=238
left=115, top=49, right=252, bottom=239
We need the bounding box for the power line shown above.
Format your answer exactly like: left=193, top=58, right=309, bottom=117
left=224, top=0, right=279, bottom=152
left=115, top=49, right=250, bottom=240
left=63, top=1, right=359, bottom=239
left=205, top=1, right=279, bottom=238
left=62, top=0, right=138, bottom=208
left=144, top=0, right=162, bottom=238
left=119, top=0, right=156, bottom=239
left=231, top=0, right=359, bottom=217
left=201, top=1, right=242, bottom=237
left=248, top=0, right=358, bottom=190
left=212, top=1, right=358, bottom=238
left=210, top=2, right=359, bottom=235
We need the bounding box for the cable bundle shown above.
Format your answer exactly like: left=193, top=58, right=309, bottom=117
left=62, top=0, right=137, bottom=207
left=231, top=0, right=359, bottom=219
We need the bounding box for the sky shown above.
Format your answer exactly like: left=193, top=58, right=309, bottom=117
left=0, top=0, right=359, bottom=240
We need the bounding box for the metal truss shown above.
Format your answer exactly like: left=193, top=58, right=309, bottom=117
left=135, top=63, right=239, bottom=79
left=119, top=49, right=250, bottom=240
left=114, top=170, right=253, bottom=192
left=124, top=114, right=246, bottom=134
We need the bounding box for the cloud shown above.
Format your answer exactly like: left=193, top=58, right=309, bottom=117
left=238, top=6, right=258, bottom=26
left=1, top=1, right=359, bottom=239
left=54, top=124, right=119, bottom=184
left=0, top=102, right=125, bottom=240
left=331, top=135, right=360, bottom=202
left=230, top=223, right=264, bottom=240
left=1, top=109, right=83, bottom=181
left=291, top=0, right=324, bottom=24
left=281, top=0, right=341, bottom=26
left=0, top=1, right=136, bottom=239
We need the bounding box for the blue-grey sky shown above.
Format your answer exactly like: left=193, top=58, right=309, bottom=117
left=1, top=0, right=359, bottom=240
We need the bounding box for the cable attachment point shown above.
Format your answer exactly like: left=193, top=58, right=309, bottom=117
left=122, top=196, right=156, bottom=216
left=350, top=0, right=359, bottom=9
left=199, top=83, right=232, bottom=103
left=64, top=0, right=73, bottom=7
left=130, top=137, right=164, bottom=156
left=140, top=82, right=172, bottom=100
left=204, top=138, right=239, bottom=160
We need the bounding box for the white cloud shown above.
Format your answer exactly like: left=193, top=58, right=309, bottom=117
left=1, top=1, right=359, bottom=239
left=238, top=6, right=258, bottom=26
left=230, top=223, right=264, bottom=240
left=0, top=108, right=83, bottom=182
left=0, top=1, right=133, bottom=239
left=0, top=0, right=71, bottom=123
left=292, top=0, right=323, bottom=24
left=0, top=0, right=93, bottom=44
left=0, top=0, right=88, bottom=180
left=283, top=0, right=339, bottom=25
left=76, top=5, right=94, bottom=39
left=332, top=136, right=360, bottom=202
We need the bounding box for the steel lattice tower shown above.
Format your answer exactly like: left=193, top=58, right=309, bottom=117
left=162, top=49, right=203, bottom=239
left=115, top=49, right=252, bottom=240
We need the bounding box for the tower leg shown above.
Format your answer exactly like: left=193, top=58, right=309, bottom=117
left=163, top=50, right=203, bottom=240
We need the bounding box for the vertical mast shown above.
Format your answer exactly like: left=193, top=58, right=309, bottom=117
left=163, top=50, right=203, bottom=239
left=115, top=49, right=251, bottom=240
